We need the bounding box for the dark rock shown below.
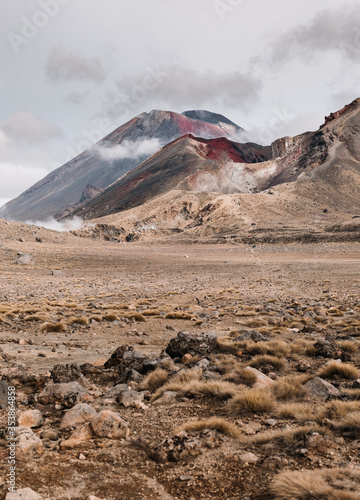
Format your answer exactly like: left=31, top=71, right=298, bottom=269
left=51, top=363, right=91, bottom=388
left=314, top=340, right=349, bottom=361
left=104, top=345, right=149, bottom=375
left=233, top=329, right=268, bottom=342
left=37, top=382, right=88, bottom=405
left=166, top=331, right=218, bottom=359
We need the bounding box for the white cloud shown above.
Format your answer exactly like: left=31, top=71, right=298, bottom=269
left=96, top=138, right=163, bottom=161
left=24, top=217, right=85, bottom=232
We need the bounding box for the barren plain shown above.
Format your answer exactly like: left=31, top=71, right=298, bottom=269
left=1, top=219, right=360, bottom=499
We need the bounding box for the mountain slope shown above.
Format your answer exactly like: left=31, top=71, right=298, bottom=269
left=0, top=110, right=244, bottom=222
left=73, top=98, right=360, bottom=241
left=69, top=134, right=271, bottom=220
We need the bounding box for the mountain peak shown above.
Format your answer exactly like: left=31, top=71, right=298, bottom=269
left=182, top=110, right=242, bottom=130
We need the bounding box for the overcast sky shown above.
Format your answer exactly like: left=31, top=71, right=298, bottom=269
left=1, top=0, right=360, bottom=207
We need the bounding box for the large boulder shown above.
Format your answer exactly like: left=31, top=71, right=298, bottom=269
left=90, top=410, right=130, bottom=439
left=51, top=363, right=91, bottom=388
left=104, top=345, right=149, bottom=374
left=60, top=403, right=97, bottom=429
left=14, top=252, right=34, bottom=265
left=165, top=331, right=218, bottom=359
left=37, top=382, right=87, bottom=405
left=304, top=377, right=341, bottom=398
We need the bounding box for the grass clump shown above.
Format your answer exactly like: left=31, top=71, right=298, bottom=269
left=102, top=313, right=119, bottom=322
left=271, top=377, right=308, bottom=401
left=178, top=417, right=242, bottom=439
left=142, top=309, right=161, bottom=316
left=141, top=369, right=169, bottom=392
left=318, top=361, right=360, bottom=380
left=249, top=355, right=286, bottom=372
left=67, top=316, right=89, bottom=326
left=40, top=322, right=66, bottom=332
left=165, top=311, right=195, bottom=320
left=228, top=388, right=276, bottom=416
left=123, top=312, right=147, bottom=322
left=276, top=403, right=315, bottom=421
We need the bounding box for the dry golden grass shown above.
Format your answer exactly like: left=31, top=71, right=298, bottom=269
left=141, top=309, right=161, bottom=316
left=123, top=312, right=147, bottom=322
left=276, top=403, right=315, bottom=421
left=152, top=375, right=239, bottom=403
left=241, top=318, right=268, bottom=328
left=66, top=316, right=89, bottom=326
left=89, top=315, right=102, bottom=322
left=246, top=340, right=291, bottom=357
left=164, top=311, right=195, bottom=320
left=316, top=401, right=360, bottom=421
left=101, top=313, right=119, bottom=322
left=336, top=340, right=360, bottom=353
left=24, top=314, right=50, bottom=323
left=141, top=369, right=169, bottom=392
left=269, top=468, right=360, bottom=500
left=318, top=361, right=360, bottom=380
left=271, top=377, right=308, bottom=401
left=249, top=355, right=286, bottom=372
left=178, top=417, right=242, bottom=439
left=40, top=322, right=66, bottom=332
left=228, top=388, right=276, bottom=416
left=224, top=367, right=257, bottom=387
left=248, top=424, right=325, bottom=445
left=334, top=411, right=360, bottom=437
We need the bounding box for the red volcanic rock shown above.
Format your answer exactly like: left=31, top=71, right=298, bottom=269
left=321, top=99, right=360, bottom=128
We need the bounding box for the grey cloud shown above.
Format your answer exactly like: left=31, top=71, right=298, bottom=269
left=46, top=46, right=107, bottom=83
left=105, top=64, right=262, bottom=119
left=269, top=6, right=360, bottom=64
left=96, top=138, right=163, bottom=162
left=1, top=111, right=63, bottom=143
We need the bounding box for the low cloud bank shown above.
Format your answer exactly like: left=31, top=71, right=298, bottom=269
left=96, top=138, right=163, bottom=161
left=25, top=216, right=85, bottom=232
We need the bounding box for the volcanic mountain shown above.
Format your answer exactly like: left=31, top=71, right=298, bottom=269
left=72, top=98, right=360, bottom=242
left=69, top=134, right=271, bottom=220
left=0, top=110, right=244, bottom=222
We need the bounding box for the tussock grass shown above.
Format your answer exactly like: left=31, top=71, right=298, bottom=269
left=318, top=361, right=360, bottom=380
left=334, top=411, right=360, bottom=438
left=151, top=375, right=239, bottom=403
left=165, top=312, right=195, bottom=320
left=89, top=315, right=102, bottom=322
left=241, top=318, right=268, bottom=328
left=271, top=377, right=308, bottom=401
left=246, top=340, right=291, bottom=357
left=141, top=369, right=169, bottom=392
left=316, top=401, right=360, bottom=421
left=123, top=312, right=147, bottom=322
left=248, top=424, right=325, bottom=445
left=269, top=468, right=360, bottom=500
left=249, top=355, right=286, bottom=372
left=224, top=367, right=257, bottom=387
left=276, top=403, right=315, bottom=421
left=228, top=388, right=276, bottom=416
left=66, top=316, right=89, bottom=326
left=24, top=314, right=50, bottom=322
left=215, top=336, right=242, bottom=354
left=40, top=322, right=66, bottom=332
left=102, top=313, right=119, bottom=322
left=178, top=417, right=242, bottom=439
left=336, top=340, right=360, bottom=353
left=137, top=299, right=153, bottom=305
left=142, top=309, right=161, bottom=316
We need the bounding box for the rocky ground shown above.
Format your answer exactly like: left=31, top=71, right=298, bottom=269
left=1, top=219, right=360, bottom=499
